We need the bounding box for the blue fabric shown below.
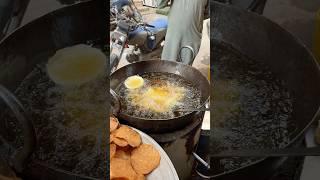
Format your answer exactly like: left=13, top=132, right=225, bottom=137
left=149, top=18, right=168, bottom=29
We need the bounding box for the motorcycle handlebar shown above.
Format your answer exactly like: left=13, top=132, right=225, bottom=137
left=144, top=23, right=155, bottom=28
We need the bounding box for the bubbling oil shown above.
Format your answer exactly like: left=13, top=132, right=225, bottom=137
left=211, top=42, right=293, bottom=173
left=116, top=72, right=202, bottom=119
left=22, top=64, right=106, bottom=178
left=0, top=48, right=107, bottom=178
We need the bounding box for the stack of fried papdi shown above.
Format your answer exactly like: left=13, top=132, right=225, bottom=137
left=110, top=116, right=161, bottom=180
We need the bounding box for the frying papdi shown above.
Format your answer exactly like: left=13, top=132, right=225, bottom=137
left=110, top=158, right=137, bottom=180
left=114, top=125, right=141, bottom=147
left=130, top=144, right=161, bottom=175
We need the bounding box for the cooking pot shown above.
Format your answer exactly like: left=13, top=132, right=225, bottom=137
left=209, top=2, right=320, bottom=179
left=110, top=60, right=210, bottom=133
left=0, top=0, right=107, bottom=179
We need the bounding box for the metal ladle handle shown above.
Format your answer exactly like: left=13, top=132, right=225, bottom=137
left=193, top=152, right=210, bottom=169
left=0, top=85, right=36, bottom=173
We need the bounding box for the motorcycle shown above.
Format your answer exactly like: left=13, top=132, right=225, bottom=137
left=110, top=0, right=168, bottom=73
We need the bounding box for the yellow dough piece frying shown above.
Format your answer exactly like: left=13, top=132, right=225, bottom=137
left=46, top=44, right=106, bottom=86
left=124, top=75, right=144, bottom=89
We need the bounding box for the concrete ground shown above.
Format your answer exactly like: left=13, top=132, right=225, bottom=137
left=117, top=1, right=210, bottom=130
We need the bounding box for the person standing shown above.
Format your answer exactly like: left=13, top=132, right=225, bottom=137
left=160, top=0, right=208, bottom=65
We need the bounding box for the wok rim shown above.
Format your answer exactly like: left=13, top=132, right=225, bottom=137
left=0, top=1, right=89, bottom=46
left=110, top=60, right=210, bottom=122
left=210, top=1, right=320, bottom=178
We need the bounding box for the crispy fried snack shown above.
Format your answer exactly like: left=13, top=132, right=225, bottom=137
left=109, top=116, right=161, bottom=179
left=110, top=133, right=115, bottom=144
left=110, top=116, right=119, bottom=132
left=114, top=125, right=141, bottom=147
left=110, top=143, right=116, bottom=159
left=110, top=158, right=137, bottom=180
left=130, top=144, right=161, bottom=175
left=114, top=149, right=131, bottom=160
left=135, top=173, right=145, bottom=180
left=113, top=137, right=129, bottom=147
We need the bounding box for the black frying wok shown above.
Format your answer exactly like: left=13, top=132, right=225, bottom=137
left=0, top=0, right=107, bottom=179
left=110, top=60, right=210, bottom=133
left=209, top=2, right=320, bottom=179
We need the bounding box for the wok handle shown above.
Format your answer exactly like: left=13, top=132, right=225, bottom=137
left=0, top=85, right=36, bottom=173
left=178, top=46, right=195, bottom=65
